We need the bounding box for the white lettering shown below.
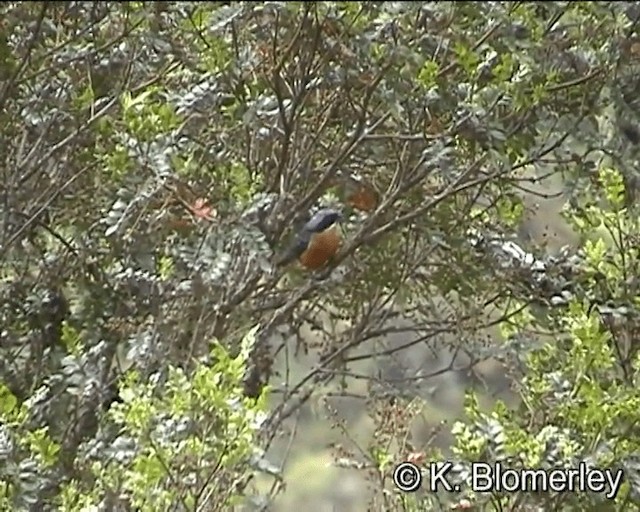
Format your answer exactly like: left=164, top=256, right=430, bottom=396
left=587, top=469, right=605, bottom=493
left=604, top=469, right=624, bottom=499
left=429, top=462, right=454, bottom=492
left=547, top=469, right=568, bottom=492
left=471, top=462, right=493, bottom=492
left=520, top=468, right=549, bottom=491
left=500, top=468, right=520, bottom=492
left=468, top=462, right=623, bottom=498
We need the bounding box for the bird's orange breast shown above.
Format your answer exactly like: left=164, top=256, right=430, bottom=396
left=298, top=227, right=341, bottom=269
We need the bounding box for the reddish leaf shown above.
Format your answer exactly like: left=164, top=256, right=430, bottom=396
left=190, top=198, right=214, bottom=220
left=406, top=452, right=426, bottom=465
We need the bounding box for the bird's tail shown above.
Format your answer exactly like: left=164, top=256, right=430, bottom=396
left=275, top=236, right=308, bottom=267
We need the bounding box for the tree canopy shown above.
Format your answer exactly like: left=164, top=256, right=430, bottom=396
left=2, top=2, right=640, bottom=511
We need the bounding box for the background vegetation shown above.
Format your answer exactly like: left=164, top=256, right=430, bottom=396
left=2, top=2, right=640, bottom=511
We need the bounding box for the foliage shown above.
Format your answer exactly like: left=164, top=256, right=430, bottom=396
left=1, top=1, right=640, bottom=511
left=428, top=166, right=640, bottom=511
left=1, top=328, right=267, bottom=511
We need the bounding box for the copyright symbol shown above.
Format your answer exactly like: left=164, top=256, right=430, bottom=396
left=393, top=462, right=422, bottom=492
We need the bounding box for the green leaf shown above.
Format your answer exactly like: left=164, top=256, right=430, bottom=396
left=417, top=59, right=440, bottom=89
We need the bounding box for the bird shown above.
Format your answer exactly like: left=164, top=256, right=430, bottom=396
left=276, top=208, right=343, bottom=270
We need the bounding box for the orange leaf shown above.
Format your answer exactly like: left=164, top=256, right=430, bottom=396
left=406, top=452, right=426, bottom=465
left=190, top=198, right=214, bottom=220
left=451, top=499, right=473, bottom=510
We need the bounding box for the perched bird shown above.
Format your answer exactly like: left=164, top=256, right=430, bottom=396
left=276, top=208, right=343, bottom=270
